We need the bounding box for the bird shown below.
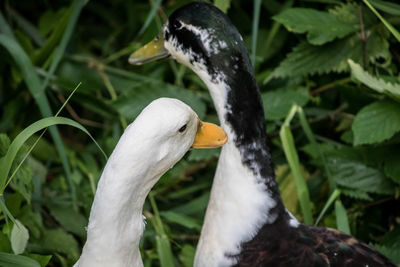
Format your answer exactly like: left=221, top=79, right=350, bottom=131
left=128, top=2, right=397, bottom=267
left=73, top=97, right=227, bottom=267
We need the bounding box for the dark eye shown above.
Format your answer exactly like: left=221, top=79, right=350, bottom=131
left=178, top=124, right=187, bottom=133
left=173, top=20, right=182, bottom=29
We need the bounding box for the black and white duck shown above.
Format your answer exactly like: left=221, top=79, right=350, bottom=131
left=129, top=2, right=396, bottom=266
left=73, top=98, right=227, bottom=267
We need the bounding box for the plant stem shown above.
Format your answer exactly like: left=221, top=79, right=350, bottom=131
left=359, top=5, right=367, bottom=70
left=311, top=77, right=352, bottom=95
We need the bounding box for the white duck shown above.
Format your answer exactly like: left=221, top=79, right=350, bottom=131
left=73, top=97, right=227, bottom=267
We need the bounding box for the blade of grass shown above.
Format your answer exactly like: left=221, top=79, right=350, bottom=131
left=214, top=0, right=231, bottom=13
left=0, top=33, right=76, bottom=206
left=136, top=0, right=163, bottom=38
left=0, top=196, right=16, bottom=226
left=40, top=0, right=85, bottom=92
left=148, top=192, right=175, bottom=267
left=297, top=106, right=335, bottom=191
left=0, top=11, right=16, bottom=39
left=251, top=0, right=261, bottom=66
left=0, top=252, right=41, bottom=267
left=5, top=83, right=103, bottom=195
left=315, top=188, right=341, bottom=225
left=7, top=7, right=45, bottom=46
left=280, top=105, right=313, bottom=225
left=335, top=199, right=351, bottom=234
left=369, top=0, right=400, bottom=16
left=0, top=116, right=106, bottom=194
left=363, top=0, right=400, bottom=42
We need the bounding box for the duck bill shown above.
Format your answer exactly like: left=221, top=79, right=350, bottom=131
left=191, top=121, right=228, bottom=149
left=128, top=34, right=170, bottom=65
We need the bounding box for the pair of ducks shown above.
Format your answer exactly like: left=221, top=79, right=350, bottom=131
left=75, top=2, right=395, bottom=267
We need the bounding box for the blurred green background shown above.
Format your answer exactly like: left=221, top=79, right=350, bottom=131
left=1, top=0, right=400, bottom=266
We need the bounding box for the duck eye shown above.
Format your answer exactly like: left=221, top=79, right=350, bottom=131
left=173, top=20, right=182, bottom=29
left=178, top=124, right=187, bottom=133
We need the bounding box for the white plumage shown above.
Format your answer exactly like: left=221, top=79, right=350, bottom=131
left=74, top=98, right=226, bottom=267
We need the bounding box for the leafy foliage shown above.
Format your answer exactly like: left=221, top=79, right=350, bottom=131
left=349, top=59, right=400, bottom=102
left=262, top=87, right=309, bottom=120
left=273, top=8, right=356, bottom=45
left=0, top=0, right=399, bottom=266
left=352, top=100, right=400, bottom=145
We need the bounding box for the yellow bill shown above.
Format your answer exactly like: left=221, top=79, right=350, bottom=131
left=191, top=121, right=228, bottom=149
left=128, top=34, right=169, bottom=65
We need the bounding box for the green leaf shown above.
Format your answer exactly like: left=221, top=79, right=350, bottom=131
left=251, top=0, right=261, bottom=65
left=188, top=148, right=220, bottom=162
left=18, top=208, right=43, bottom=240
left=0, top=231, right=11, bottom=253
left=364, top=0, right=400, bottom=42
left=161, top=211, right=201, bottom=231
left=372, top=244, right=400, bottom=264
left=36, top=229, right=79, bottom=259
left=327, top=158, right=395, bottom=195
left=179, top=245, right=195, bottom=267
left=348, top=59, right=400, bottom=103
left=112, top=82, right=206, bottom=121
left=368, top=0, right=400, bottom=16
left=383, top=153, right=400, bottom=184
left=274, top=8, right=355, bottom=45
left=24, top=254, right=52, bottom=267
left=40, top=0, right=86, bottom=93
left=0, top=117, right=106, bottom=194
left=148, top=194, right=175, bottom=267
left=315, top=189, right=341, bottom=226
left=352, top=100, right=400, bottom=145
left=0, top=33, right=75, bottom=206
left=340, top=188, right=372, bottom=201
left=269, top=27, right=389, bottom=79
left=381, top=227, right=400, bottom=248
left=171, top=193, right=209, bottom=216
left=156, top=235, right=175, bottom=267
left=47, top=204, right=88, bottom=237
left=280, top=105, right=313, bottom=225
left=214, top=0, right=231, bottom=13
left=136, top=0, right=162, bottom=37
left=335, top=199, right=350, bottom=234
left=262, top=87, right=309, bottom=120
left=11, top=220, right=29, bottom=255
left=0, top=134, right=11, bottom=157
left=0, top=252, right=40, bottom=267
left=38, top=9, right=66, bottom=36
left=11, top=164, right=33, bottom=203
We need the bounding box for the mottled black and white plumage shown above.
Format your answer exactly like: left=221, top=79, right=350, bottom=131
left=130, top=2, right=396, bottom=266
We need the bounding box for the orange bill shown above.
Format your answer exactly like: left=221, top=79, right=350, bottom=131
left=191, top=121, right=228, bottom=149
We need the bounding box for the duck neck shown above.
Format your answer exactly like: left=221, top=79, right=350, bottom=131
left=76, top=129, right=160, bottom=267
left=193, top=52, right=288, bottom=266
left=196, top=53, right=283, bottom=206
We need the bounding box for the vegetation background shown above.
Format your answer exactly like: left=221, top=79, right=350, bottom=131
left=1, top=0, right=400, bottom=266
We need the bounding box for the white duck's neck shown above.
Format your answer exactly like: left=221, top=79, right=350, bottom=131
left=75, top=126, right=161, bottom=267
left=193, top=65, right=287, bottom=266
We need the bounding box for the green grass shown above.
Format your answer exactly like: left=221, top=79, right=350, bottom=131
left=0, top=0, right=399, bottom=266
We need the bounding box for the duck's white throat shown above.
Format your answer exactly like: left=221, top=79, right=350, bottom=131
left=191, top=73, right=277, bottom=266
left=74, top=125, right=163, bottom=267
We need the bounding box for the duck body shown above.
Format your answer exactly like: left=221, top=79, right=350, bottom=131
left=130, top=2, right=396, bottom=266
left=74, top=98, right=227, bottom=267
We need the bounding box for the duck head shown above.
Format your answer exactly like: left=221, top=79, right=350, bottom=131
left=135, top=98, right=227, bottom=166
left=129, top=2, right=253, bottom=85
